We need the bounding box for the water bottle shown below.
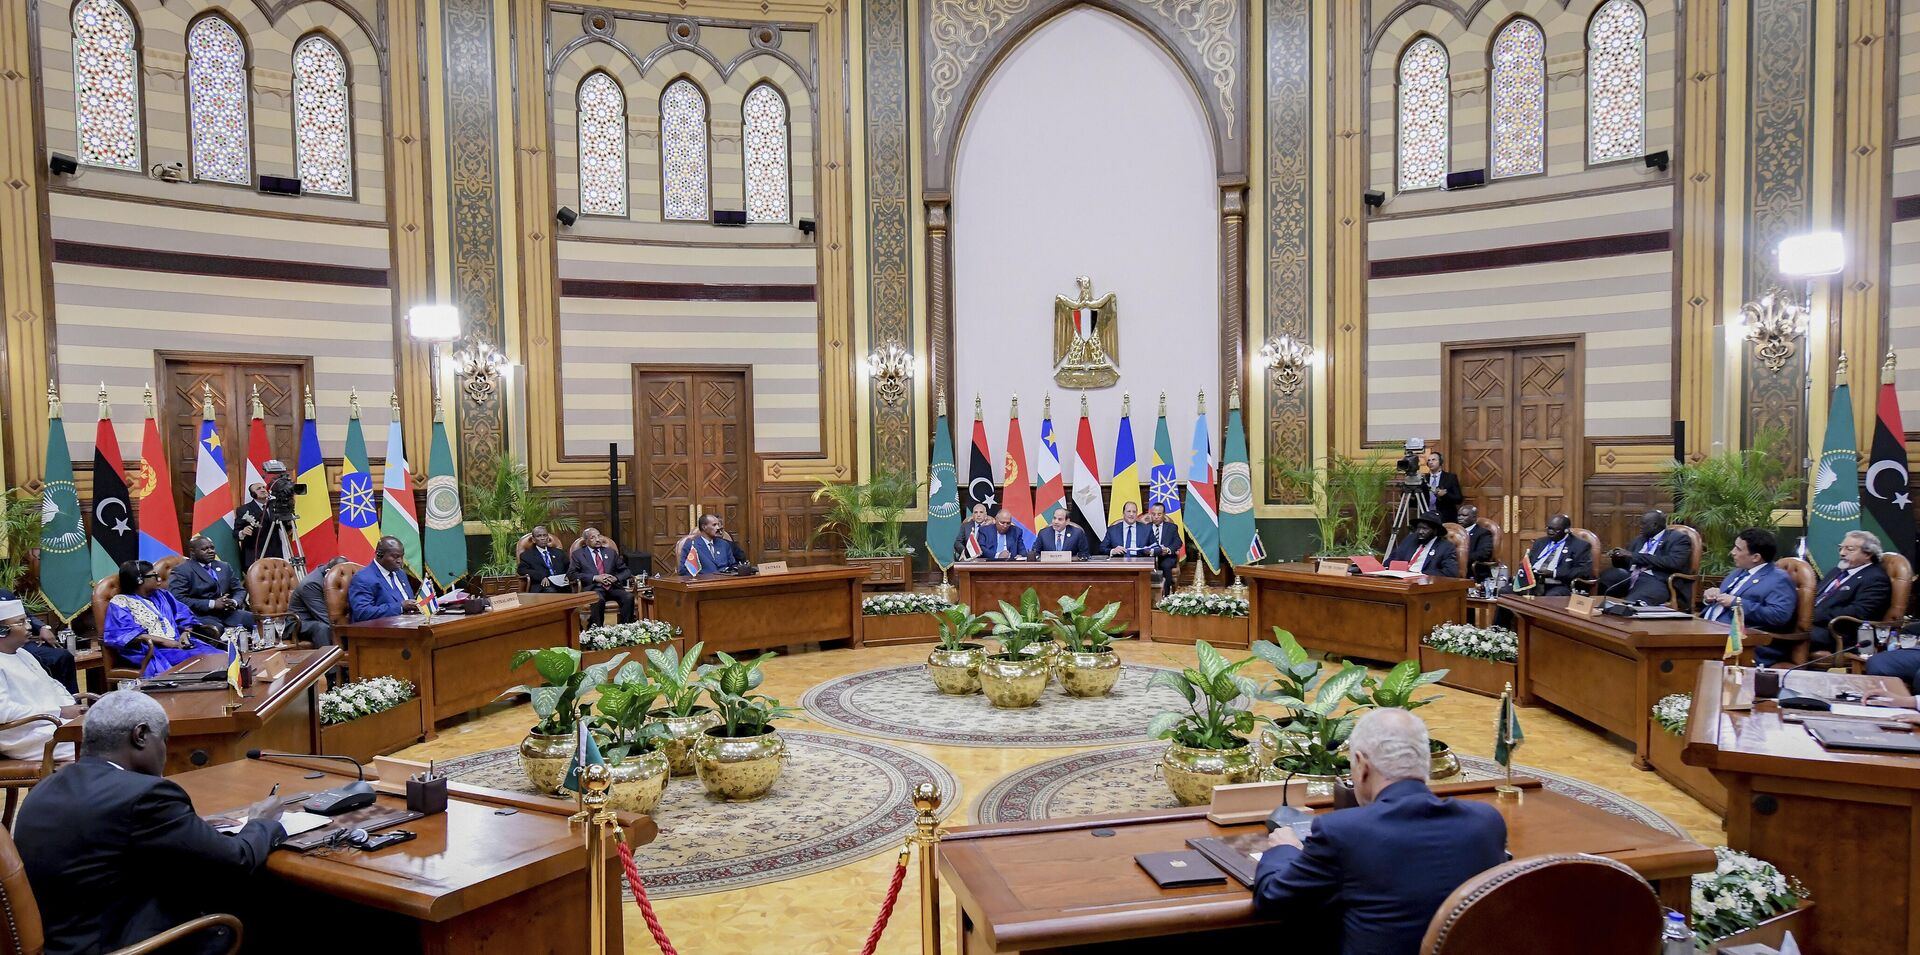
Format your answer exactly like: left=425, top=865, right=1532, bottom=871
left=1494, top=564, right=1510, bottom=593
left=1661, top=910, right=1694, bottom=954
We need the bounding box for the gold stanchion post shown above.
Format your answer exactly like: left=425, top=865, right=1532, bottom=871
left=913, top=781, right=944, bottom=955
left=570, top=756, right=623, bottom=955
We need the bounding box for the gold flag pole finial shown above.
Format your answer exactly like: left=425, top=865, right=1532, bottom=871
left=1196, top=389, right=1208, bottom=415
left=1836, top=351, right=1851, bottom=383
left=1229, top=386, right=1241, bottom=411
left=348, top=388, right=361, bottom=420
left=936, top=388, right=947, bottom=416
left=96, top=383, right=110, bottom=419
left=1080, top=392, right=1090, bottom=415
left=249, top=383, right=263, bottom=420
left=142, top=383, right=156, bottom=418
left=1884, top=350, right=1899, bottom=385
left=1121, top=392, right=1131, bottom=417
left=1158, top=391, right=1168, bottom=416
left=1010, top=393, right=1020, bottom=418
left=200, top=383, right=215, bottom=418
left=1042, top=393, right=1052, bottom=419
left=973, top=393, right=983, bottom=420
left=434, top=393, right=446, bottom=422
left=46, top=380, right=60, bottom=419
left=303, top=385, right=316, bottom=420
left=389, top=391, right=402, bottom=419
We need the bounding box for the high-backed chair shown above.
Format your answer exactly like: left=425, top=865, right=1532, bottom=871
left=569, top=537, right=638, bottom=625
left=1471, top=516, right=1500, bottom=580
left=1441, top=523, right=1471, bottom=578
left=322, top=561, right=363, bottom=628
left=1775, top=556, right=1819, bottom=635
left=90, top=556, right=187, bottom=682
left=0, top=713, right=85, bottom=829
left=1419, top=854, right=1661, bottom=955
left=1568, top=528, right=1603, bottom=595
left=0, top=820, right=242, bottom=953
left=243, top=557, right=304, bottom=645
left=1826, top=552, right=1915, bottom=662
left=1660, top=525, right=1707, bottom=609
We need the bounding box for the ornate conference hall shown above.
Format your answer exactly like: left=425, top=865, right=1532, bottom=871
left=0, top=0, right=1911, bottom=952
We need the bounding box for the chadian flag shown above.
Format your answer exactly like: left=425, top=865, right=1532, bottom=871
left=380, top=396, right=421, bottom=576
left=1808, top=360, right=1861, bottom=566
left=1148, top=394, right=1186, bottom=556
left=1864, top=355, right=1916, bottom=564
left=38, top=390, right=90, bottom=623
left=423, top=403, right=467, bottom=586
left=966, top=398, right=998, bottom=515
left=191, top=393, right=241, bottom=568
left=1725, top=605, right=1745, bottom=661
left=134, top=394, right=181, bottom=563
left=89, top=389, right=137, bottom=581
left=1183, top=393, right=1222, bottom=573
left=225, top=638, right=242, bottom=693
left=1107, top=397, right=1142, bottom=527
left=1034, top=403, right=1066, bottom=531
left=1071, top=398, right=1107, bottom=540
left=336, top=394, right=379, bottom=564
left=1002, top=400, right=1035, bottom=532
left=294, top=394, right=337, bottom=565
left=1217, top=393, right=1260, bottom=565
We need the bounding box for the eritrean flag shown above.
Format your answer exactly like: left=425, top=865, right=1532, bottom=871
left=135, top=402, right=182, bottom=563
left=682, top=544, right=702, bottom=576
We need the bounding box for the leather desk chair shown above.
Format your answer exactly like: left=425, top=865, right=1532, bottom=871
left=1441, top=523, right=1470, bottom=578
left=1567, top=528, right=1603, bottom=595
left=243, top=557, right=306, bottom=647
left=569, top=537, right=638, bottom=625
left=1658, top=525, right=1708, bottom=609
left=1419, top=854, right=1660, bottom=955
left=91, top=556, right=187, bottom=682
left=0, top=714, right=86, bottom=829
left=1471, top=516, right=1500, bottom=580
left=321, top=561, right=363, bottom=629
left=0, top=822, right=242, bottom=953
left=1826, top=552, right=1915, bottom=665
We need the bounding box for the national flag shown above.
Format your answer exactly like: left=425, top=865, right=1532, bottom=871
left=38, top=386, right=91, bottom=623
left=1149, top=394, right=1186, bottom=556
left=927, top=397, right=962, bottom=571
left=417, top=576, right=440, bottom=617
left=1864, top=353, right=1916, bottom=564
left=682, top=543, right=702, bottom=576
left=89, top=387, right=136, bottom=581
left=133, top=389, right=181, bottom=563
left=380, top=395, right=421, bottom=576
left=1725, top=604, right=1745, bottom=661
left=961, top=531, right=982, bottom=560
left=1183, top=393, right=1222, bottom=573
left=1808, top=356, right=1862, bottom=566
left=1493, top=685, right=1525, bottom=769
left=423, top=401, right=466, bottom=586
left=337, top=394, right=379, bottom=564
left=190, top=388, right=241, bottom=568
left=1002, top=399, right=1035, bottom=531
left=225, top=637, right=242, bottom=693
left=1514, top=551, right=1537, bottom=592
left=1034, top=401, right=1066, bottom=531
left=294, top=390, right=337, bottom=565
left=563, top=721, right=606, bottom=793
left=1071, top=396, right=1107, bottom=540
left=244, top=387, right=271, bottom=500
left=1108, top=396, right=1142, bottom=527
left=1217, top=391, right=1260, bottom=565
left=966, top=397, right=999, bottom=515
left=1248, top=534, right=1267, bottom=562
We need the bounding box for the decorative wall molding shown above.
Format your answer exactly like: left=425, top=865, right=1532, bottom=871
left=442, top=0, right=507, bottom=475
left=1263, top=0, right=1311, bottom=502
left=866, top=0, right=916, bottom=477
left=1741, top=0, right=1813, bottom=464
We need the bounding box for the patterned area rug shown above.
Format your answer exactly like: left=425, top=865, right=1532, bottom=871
left=975, top=744, right=1684, bottom=836
left=437, top=730, right=959, bottom=900
left=799, top=662, right=1184, bottom=747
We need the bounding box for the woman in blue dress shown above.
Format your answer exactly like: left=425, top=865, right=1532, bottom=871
left=102, top=560, right=225, bottom=677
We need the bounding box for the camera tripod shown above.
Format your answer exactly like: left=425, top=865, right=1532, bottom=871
left=1381, top=478, right=1434, bottom=559
left=268, top=517, right=307, bottom=576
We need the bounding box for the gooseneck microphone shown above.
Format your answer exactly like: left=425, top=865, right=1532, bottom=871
left=246, top=750, right=376, bottom=814
left=246, top=749, right=366, bottom=781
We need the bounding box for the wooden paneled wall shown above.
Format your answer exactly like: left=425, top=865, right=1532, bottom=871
left=1581, top=473, right=1672, bottom=552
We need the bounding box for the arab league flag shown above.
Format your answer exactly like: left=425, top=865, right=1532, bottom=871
left=135, top=393, right=182, bottom=563
left=423, top=403, right=466, bottom=585
left=966, top=399, right=998, bottom=515
left=191, top=393, right=241, bottom=568
left=1219, top=393, right=1261, bottom=565
left=90, top=389, right=137, bottom=581
left=1864, top=355, right=1916, bottom=563
left=381, top=396, right=422, bottom=576
left=295, top=393, right=338, bottom=565
left=1002, top=399, right=1036, bottom=532
left=337, top=393, right=379, bottom=564
left=39, top=390, right=90, bottom=623
left=1183, top=393, right=1222, bottom=573
left=1493, top=686, right=1525, bottom=769
left=1149, top=394, right=1186, bottom=556
left=1107, top=396, right=1142, bottom=527
left=927, top=402, right=962, bottom=571
left=1035, top=403, right=1067, bottom=530
left=1809, top=361, right=1862, bottom=566
left=1071, top=398, right=1107, bottom=540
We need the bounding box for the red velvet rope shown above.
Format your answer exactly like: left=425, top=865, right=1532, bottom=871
left=858, top=849, right=911, bottom=955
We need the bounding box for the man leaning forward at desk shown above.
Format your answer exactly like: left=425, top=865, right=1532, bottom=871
left=1255, top=709, right=1507, bottom=955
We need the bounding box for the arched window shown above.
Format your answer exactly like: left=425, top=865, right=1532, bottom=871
left=1396, top=37, right=1450, bottom=192
left=742, top=84, right=791, bottom=224
left=292, top=34, right=353, bottom=197
left=185, top=15, right=252, bottom=185
left=659, top=78, right=709, bottom=222
left=1586, top=0, right=1646, bottom=165
left=71, top=0, right=142, bottom=171
left=577, top=71, right=628, bottom=217
left=1490, top=18, right=1545, bottom=179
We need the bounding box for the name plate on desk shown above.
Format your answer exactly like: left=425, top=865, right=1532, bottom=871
left=1039, top=551, right=1073, bottom=563
left=487, top=592, right=521, bottom=611
left=1314, top=559, right=1351, bottom=576
left=757, top=560, right=789, bottom=574
left=1566, top=593, right=1596, bottom=615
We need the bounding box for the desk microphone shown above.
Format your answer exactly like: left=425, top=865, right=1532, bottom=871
left=1760, top=647, right=1854, bottom=711
left=246, top=749, right=376, bottom=815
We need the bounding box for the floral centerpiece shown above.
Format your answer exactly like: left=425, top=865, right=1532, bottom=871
left=582, top=619, right=680, bottom=651
left=319, top=676, right=417, bottom=726
left=1155, top=592, right=1249, bottom=618
left=1421, top=622, right=1518, bottom=663
left=862, top=592, right=955, bottom=616
left=1691, top=847, right=1809, bottom=948
left=1654, top=693, right=1690, bottom=737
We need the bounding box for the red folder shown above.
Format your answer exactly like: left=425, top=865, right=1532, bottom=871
left=1350, top=555, right=1384, bottom=573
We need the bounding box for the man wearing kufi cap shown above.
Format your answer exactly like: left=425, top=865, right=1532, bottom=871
left=0, top=599, right=84, bottom=761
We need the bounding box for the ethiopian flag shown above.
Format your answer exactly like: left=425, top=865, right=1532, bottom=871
left=423, top=402, right=466, bottom=586
left=1107, top=395, right=1142, bottom=527
left=927, top=399, right=962, bottom=571
left=1183, top=393, right=1222, bottom=573
left=191, top=391, right=241, bottom=568
left=381, top=396, right=421, bottom=576
left=1148, top=394, right=1185, bottom=556
left=39, top=388, right=90, bottom=623
left=337, top=392, right=379, bottom=564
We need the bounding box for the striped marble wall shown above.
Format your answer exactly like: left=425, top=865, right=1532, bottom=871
left=1889, top=0, right=1920, bottom=414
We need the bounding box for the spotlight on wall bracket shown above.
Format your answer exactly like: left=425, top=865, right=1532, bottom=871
left=1362, top=190, right=1385, bottom=209
left=797, top=218, right=816, bottom=237
left=48, top=154, right=77, bottom=177
left=1644, top=150, right=1670, bottom=173
left=556, top=206, right=579, bottom=227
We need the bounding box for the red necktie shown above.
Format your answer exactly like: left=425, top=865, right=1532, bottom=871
left=1821, top=574, right=1844, bottom=599
left=592, top=549, right=605, bottom=575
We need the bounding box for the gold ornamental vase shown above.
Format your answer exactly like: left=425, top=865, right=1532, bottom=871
left=926, top=644, right=986, bottom=695
left=1059, top=648, right=1122, bottom=697
left=645, top=707, right=722, bottom=776
left=978, top=653, right=1050, bottom=708
left=1259, top=760, right=1346, bottom=799
left=518, top=730, right=575, bottom=795
left=1429, top=741, right=1462, bottom=780
left=563, top=749, right=671, bottom=815
left=693, top=727, right=787, bottom=801
left=1161, top=740, right=1259, bottom=806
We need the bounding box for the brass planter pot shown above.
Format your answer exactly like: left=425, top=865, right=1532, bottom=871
left=563, top=750, right=671, bottom=815
left=1160, top=740, right=1258, bottom=807
left=1429, top=741, right=1461, bottom=780
left=693, top=727, right=787, bottom=801
left=1260, top=761, right=1347, bottom=799
left=645, top=707, right=722, bottom=777
left=518, top=730, right=575, bottom=795
left=1258, top=725, right=1313, bottom=765
left=978, top=654, right=1050, bottom=708
left=926, top=644, right=986, bottom=695
left=1059, top=647, right=1122, bottom=697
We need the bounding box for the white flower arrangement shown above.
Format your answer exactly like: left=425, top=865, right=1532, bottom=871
left=1691, top=846, right=1807, bottom=947
left=1653, top=693, right=1691, bottom=737
left=861, top=592, right=954, bottom=616
left=1154, top=592, right=1249, bottom=618
left=1421, top=622, right=1518, bottom=664
left=581, top=618, right=681, bottom=650
left=318, top=676, right=417, bottom=727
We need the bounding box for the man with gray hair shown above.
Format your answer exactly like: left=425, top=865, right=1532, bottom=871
left=1254, top=708, right=1507, bottom=955
left=16, top=691, right=285, bottom=954
left=1757, top=528, right=1892, bottom=667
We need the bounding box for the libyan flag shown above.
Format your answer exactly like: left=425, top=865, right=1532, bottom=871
left=1864, top=364, right=1916, bottom=564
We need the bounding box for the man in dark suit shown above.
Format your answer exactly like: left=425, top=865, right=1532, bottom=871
left=953, top=504, right=991, bottom=561
left=0, top=586, right=76, bottom=693
left=290, top=556, right=347, bottom=648
left=1102, top=501, right=1155, bottom=557
left=168, top=535, right=254, bottom=632
left=676, top=514, right=751, bottom=577
left=1697, top=529, right=1797, bottom=633
left=575, top=527, right=637, bottom=626
left=1757, top=529, right=1892, bottom=666
left=1386, top=511, right=1459, bottom=578
left=1456, top=504, right=1495, bottom=581
left=1144, top=502, right=1183, bottom=594
left=517, top=525, right=571, bottom=593
left=1519, top=514, right=1593, bottom=598
left=347, top=536, right=421, bottom=622
left=1422, top=450, right=1463, bottom=525
left=1597, top=510, right=1693, bottom=605
left=1030, top=509, right=1090, bottom=559
left=973, top=508, right=1035, bottom=561
left=1255, top=708, right=1507, bottom=955
left=17, top=690, right=285, bottom=955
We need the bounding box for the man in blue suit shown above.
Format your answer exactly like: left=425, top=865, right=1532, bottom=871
left=1029, top=509, right=1090, bottom=559
left=1144, top=502, right=1183, bottom=595
left=348, top=536, right=421, bottom=622
left=168, top=535, right=254, bottom=632
left=1255, top=708, right=1507, bottom=955
left=972, top=508, right=1034, bottom=561
left=1697, top=529, right=1797, bottom=632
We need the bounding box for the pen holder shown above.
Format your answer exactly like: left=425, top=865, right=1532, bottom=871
left=406, top=775, right=448, bottom=815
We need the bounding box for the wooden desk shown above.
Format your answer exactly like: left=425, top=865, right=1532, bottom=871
left=938, top=778, right=1713, bottom=953
left=1684, top=662, right=1916, bottom=955
left=112, top=647, right=340, bottom=776
left=953, top=560, right=1155, bottom=640
left=649, top=564, right=867, bottom=654
left=170, top=756, right=655, bottom=954
left=338, top=593, right=593, bottom=740
left=1238, top=563, right=1471, bottom=663
left=1502, top=595, right=1730, bottom=768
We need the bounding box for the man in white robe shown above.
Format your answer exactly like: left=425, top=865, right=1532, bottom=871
left=0, top=600, right=83, bottom=762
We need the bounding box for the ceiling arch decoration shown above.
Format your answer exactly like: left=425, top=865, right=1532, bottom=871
left=1364, top=0, right=1574, bottom=55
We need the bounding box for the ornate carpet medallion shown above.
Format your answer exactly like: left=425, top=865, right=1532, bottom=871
left=799, top=663, right=1185, bottom=747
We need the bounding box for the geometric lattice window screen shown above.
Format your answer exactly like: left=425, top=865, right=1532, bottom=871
left=1586, top=0, right=1646, bottom=165
left=1396, top=37, right=1450, bottom=192
left=292, top=35, right=353, bottom=197
left=186, top=15, right=252, bottom=185
left=577, top=71, right=628, bottom=216
left=742, top=84, right=790, bottom=224
left=660, top=78, right=709, bottom=222
left=71, top=0, right=143, bottom=171
left=1490, top=18, right=1545, bottom=180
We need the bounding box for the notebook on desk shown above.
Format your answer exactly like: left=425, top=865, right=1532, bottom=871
left=1803, top=718, right=1920, bottom=754
left=1186, top=832, right=1273, bottom=887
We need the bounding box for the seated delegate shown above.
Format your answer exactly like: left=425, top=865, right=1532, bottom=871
left=347, top=536, right=423, bottom=623
left=167, top=535, right=255, bottom=633
left=0, top=599, right=85, bottom=761
left=1029, top=510, right=1091, bottom=559
left=102, top=560, right=227, bottom=678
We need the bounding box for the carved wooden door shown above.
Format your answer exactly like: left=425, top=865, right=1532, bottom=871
left=1444, top=341, right=1580, bottom=568
left=633, top=367, right=753, bottom=571
left=159, top=358, right=308, bottom=548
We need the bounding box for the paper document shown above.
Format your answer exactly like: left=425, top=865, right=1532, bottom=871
left=1364, top=570, right=1424, bottom=579
left=213, top=810, right=329, bottom=837
left=1828, top=703, right=1920, bottom=720
left=546, top=574, right=569, bottom=587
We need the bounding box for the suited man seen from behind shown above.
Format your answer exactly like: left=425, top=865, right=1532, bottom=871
left=17, top=691, right=285, bottom=955
left=1755, top=529, right=1892, bottom=667
left=169, top=535, right=254, bottom=632
left=1386, top=511, right=1459, bottom=578
left=1254, top=708, right=1507, bottom=955
left=1144, top=502, right=1183, bottom=594
left=347, top=536, right=421, bottom=622
left=1697, top=529, right=1797, bottom=633
left=1457, top=504, right=1495, bottom=581
left=974, top=508, right=1035, bottom=561
left=678, top=514, right=752, bottom=577
left=576, top=527, right=637, bottom=626
left=289, top=556, right=347, bottom=648
left=1030, top=509, right=1091, bottom=559
left=1597, top=509, right=1693, bottom=605
left=517, top=525, right=571, bottom=593
left=1519, top=515, right=1593, bottom=597
left=1422, top=450, right=1463, bottom=525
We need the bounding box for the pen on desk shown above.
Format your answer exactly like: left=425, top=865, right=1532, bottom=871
left=268, top=782, right=280, bottom=799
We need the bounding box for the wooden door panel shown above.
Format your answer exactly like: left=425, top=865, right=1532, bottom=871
left=1511, top=346, right=1576, bottom=560
left=635, top=368, right=752, bottom=569
left=161, top=359, right=307, bottom=549
left=1447, top=342, right=1579, bottom=569
left=1448, top=350, right=1514, bottom=564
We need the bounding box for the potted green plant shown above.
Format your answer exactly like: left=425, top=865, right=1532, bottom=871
left=464, top=454, right=578, bottom=591
left=693, top=651, right=797, bottom=801
left=811, top=467, right=920, bottom=585
left=1251, top=630, right=1369, bottom=796
left=640, top=642, right=719, bottom=776
left=978, top=589, right=1054, bottom=708
left=581, top=659, right=672, bottom=814
left=1362, top=659, right=1454, bottom=778
left=1048, top=589, right=1125, bottom=697
left=1147, top=640, right=1262, bottom=805
left=926, top=603, right=990, bottom=695
left=1659, top=428, right=1801, bottom=576
left=506, top=647, right=630, bottom=794
left=0, top=489, right=49, bottom=617
left=1279, top=453, right=1398, bottom=558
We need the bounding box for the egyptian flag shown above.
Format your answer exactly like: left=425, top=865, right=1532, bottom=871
left=90, top=393, right=137, bottom=580
left=1070, top=401, right=1107, bottom=540
left=1864, top=359, right=1916, bottom=563
left=966, top=402, right=998, bottom=515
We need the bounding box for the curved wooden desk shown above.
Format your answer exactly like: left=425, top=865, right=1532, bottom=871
left=649, top=564, right=867, bottom=654
left=108, top=646, right=342, bottom=776
left=953, top=560, right=1155, bottom=639
left=1238, top=563, right=1472, bottom=662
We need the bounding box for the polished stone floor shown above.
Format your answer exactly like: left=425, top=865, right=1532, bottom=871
left=394, top=639, right=1724, bottom=955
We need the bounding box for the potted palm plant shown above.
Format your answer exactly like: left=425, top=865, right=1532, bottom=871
left=811, top=467, right=920, bottom=586
left=1660, top=428, right=1801, bottom=576
left=1048, top=589, right=1125, bottom=697
left=693, top=651, right=797, bottom=800
left=640, top=642, right=719, bottom=776
left=464, top=454, right=578, bottom=592
left=507, top=647, right=630, bottom=794
left=0, top=489, right=48, bottom=618
left=926, top=603, right=990, bottom=694
left=1250, top=629, right=1369, bottom=796
left=1147, top=640, right=1262, bottom=805
left=582, top=659, right=672, bottom=814
left=979, top=589, right=1053, bottom=708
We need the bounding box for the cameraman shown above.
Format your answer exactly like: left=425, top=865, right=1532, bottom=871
left=235, top=460, right=296, bottom=570
left=1422, top=450, right=1463, bottom=525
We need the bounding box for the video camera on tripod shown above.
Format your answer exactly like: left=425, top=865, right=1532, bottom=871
left=260, top=459, right=309, bottom=573
left=1394, top=437, right=1426, bottom=481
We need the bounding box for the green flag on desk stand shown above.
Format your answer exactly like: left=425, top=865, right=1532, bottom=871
left=1493, top=684, right=1524, bottom=770
left=564, top=721, right=605, bottom=794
